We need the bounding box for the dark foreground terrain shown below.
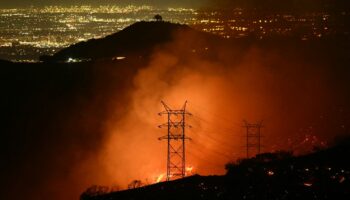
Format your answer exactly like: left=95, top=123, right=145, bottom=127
left=81, top=140, right=350, bottom=200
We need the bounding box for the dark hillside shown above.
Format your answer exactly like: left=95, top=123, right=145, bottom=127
left=48, top=21, right=218, bottom=62
left=82, top=141, right=350, bottom=200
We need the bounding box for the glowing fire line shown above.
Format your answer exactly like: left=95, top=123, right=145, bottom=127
left=155, top=166, right=194, bottom=183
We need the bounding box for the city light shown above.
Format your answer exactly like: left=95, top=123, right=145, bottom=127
left=0, top=5, right=348, bottom=62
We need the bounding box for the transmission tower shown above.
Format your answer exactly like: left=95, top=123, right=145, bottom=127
left=243, top=120, right=263, bottom=158
left=158, top=101, right=191, bottom=181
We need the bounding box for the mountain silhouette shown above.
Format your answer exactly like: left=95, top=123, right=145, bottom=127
left=45, top=21, right=216, bottom=62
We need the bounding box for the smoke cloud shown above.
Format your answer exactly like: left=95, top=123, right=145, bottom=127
left=98, top=29, right=350, bottom=189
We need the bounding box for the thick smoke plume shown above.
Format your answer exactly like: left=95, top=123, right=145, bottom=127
left=98, top=29, right=349, bottom=189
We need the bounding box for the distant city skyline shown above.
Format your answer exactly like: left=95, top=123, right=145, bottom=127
left=0, top=0, right=206, bottom=8
left=1, top=0, right=349, bottom=11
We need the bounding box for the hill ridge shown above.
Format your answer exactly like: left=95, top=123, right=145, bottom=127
left=44, top=21, right=204, bottom=62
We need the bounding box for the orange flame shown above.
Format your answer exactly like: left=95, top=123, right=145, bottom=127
left=186, top=166, right=194, bottom=175
left=154, top=166, right=194, bottom=183
left=156, top=173, right=165, bottom=183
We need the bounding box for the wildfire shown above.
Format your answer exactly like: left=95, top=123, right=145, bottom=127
left=186, top=166, right=194, bottom=175
left=154, top=166, right=194, bottom=183
left=156, top=174, right=165, bottom=183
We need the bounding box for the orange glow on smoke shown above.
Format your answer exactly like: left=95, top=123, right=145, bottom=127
left=94, top=31, right=336, bottom=190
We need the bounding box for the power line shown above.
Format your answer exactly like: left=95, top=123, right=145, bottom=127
left=190, top=103, right=242, bottom=128
left=189, top=139, right=234, bottom=160
left=190, top=115, right=238, bottom=136
left=188, top=128, right=238, bottom=152
left=186, top=150, right=227, bottom=169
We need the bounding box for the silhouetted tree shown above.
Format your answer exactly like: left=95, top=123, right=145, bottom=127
left=154, top=14, right=163, bottom=22
left=80, top=185, right=110, bottom=200
left=128, top=180, right=142, bottom=189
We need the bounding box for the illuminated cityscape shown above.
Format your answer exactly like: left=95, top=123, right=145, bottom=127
left=0, top=5, right=349, bottom=62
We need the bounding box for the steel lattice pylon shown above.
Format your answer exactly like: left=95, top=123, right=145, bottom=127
left=158, top=101, right=191, bottom=181
left=243, top=120, right=263, bottom=158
